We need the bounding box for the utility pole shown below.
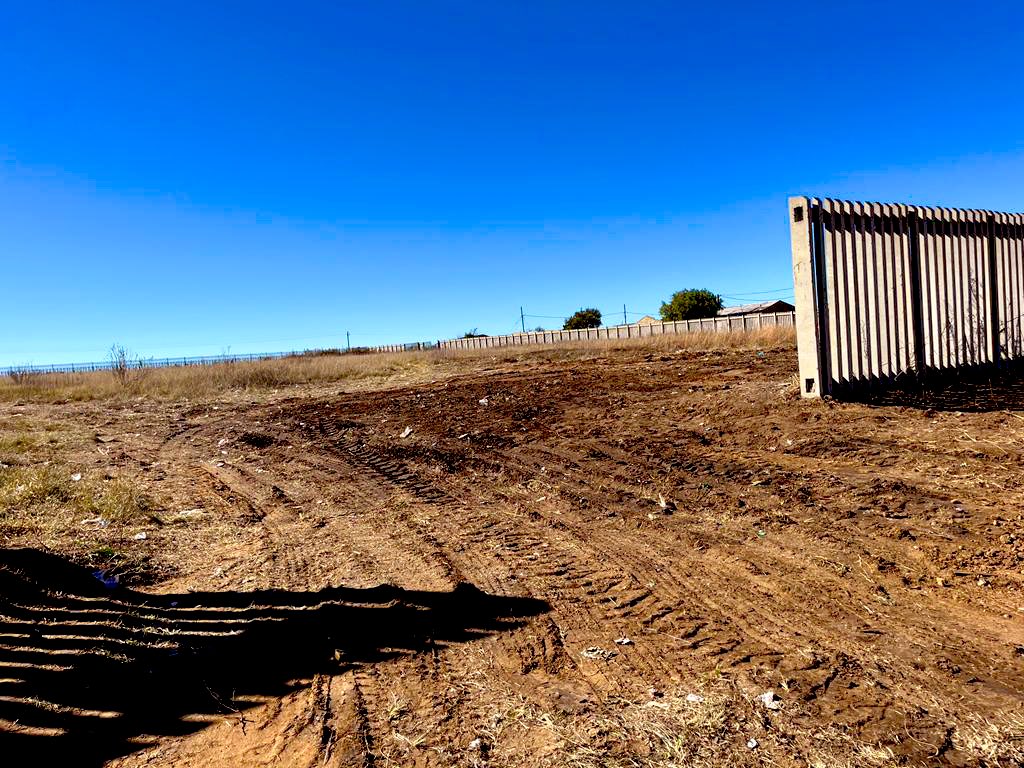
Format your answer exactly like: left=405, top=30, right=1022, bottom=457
left=623, top=304, right=628, bottom=325
left=346, top=331, right=350, bottom=351
left=520, top=307, right=526, bottom=333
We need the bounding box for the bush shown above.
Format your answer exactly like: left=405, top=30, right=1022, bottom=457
left=659, top=289, right=723, bottom=321
left=563, top=308, right=602, bottom=330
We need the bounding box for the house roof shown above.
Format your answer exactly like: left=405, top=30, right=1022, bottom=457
left=717, top=300, right=795, bottom=316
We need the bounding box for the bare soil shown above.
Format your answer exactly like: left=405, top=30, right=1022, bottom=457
left=2, top=345, right=1023, bottom=766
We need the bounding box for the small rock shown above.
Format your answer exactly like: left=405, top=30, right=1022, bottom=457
left=685, top=693, right=704, bottom=703
left=614, top=636, right=633, bottom=646
left=478, top=397, right=489, bottom=406
left=70, top=473, right=82, bottom=482
left=400, top=426, right=413, bottom=439
left=581, top=646, right=616, bottom=661
left=747, top=738, right=759, bottom=750
left=133, top=532, right=148, bottom=541
left=758, top=691, right=781, bottom=710
left=468, top=738, right=482, bottom=750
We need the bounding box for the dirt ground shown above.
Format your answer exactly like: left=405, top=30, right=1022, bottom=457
left=2, top=344, right=1023, bottom=767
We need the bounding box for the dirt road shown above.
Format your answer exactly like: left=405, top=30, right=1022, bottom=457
left=2, top=345, right=1022, bottom=766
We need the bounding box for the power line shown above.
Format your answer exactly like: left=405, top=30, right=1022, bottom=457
left=719, top=287, right=793, bottom=296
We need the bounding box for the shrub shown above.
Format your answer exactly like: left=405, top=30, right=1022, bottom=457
left=659, top=289, right=723, bottom=321
left=563, top=308, right=602, bottom=330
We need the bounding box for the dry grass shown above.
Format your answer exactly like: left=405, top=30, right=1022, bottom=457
left=0, top=415, right=156, bottom=580
left=0, top=327, right=795, bottom=404
left=0, top=465, right=154, bottom=535
left=475, top=681, right=911, bottom=768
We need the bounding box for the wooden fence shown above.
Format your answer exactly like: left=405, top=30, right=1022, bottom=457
left=435, top=312, right=795, bottom=351
left=790, top=197, right=1024, bottom=398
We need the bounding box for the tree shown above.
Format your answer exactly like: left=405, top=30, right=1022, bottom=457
left=659, top=289, right=723, bottom=321
left=563, top=308, right=602, bottom=330
left=463, top=328, right=487, bottom=338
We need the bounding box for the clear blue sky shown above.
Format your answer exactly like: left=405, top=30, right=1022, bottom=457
left=3, top=1, right=1023, bottom=365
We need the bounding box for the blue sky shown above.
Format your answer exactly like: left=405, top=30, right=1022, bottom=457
left=2, top=1, right=1023, bottom=365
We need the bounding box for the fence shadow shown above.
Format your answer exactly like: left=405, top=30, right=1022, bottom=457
left=0, top=548, right=549, bottom=766
left=854, top=362, right=1024, bottom=412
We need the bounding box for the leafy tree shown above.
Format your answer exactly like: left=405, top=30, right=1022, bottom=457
left=659, top=289, right=723, bottom=321
left=462, top=328, right=487, bottom=338
left=563, top=308, right=602, bottom=330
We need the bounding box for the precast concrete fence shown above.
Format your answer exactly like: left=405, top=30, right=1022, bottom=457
left=435, top=313, right=795, bottom=351
left=790, top=197, right=1024, bottom=398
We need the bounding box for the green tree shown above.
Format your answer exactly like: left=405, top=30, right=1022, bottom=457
left=659, top=289, right=723, bottom=321
left=563, top=308, right=602, bottom=330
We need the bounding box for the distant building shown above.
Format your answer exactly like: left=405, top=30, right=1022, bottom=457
left=717, top=300, right=794, bottom=317
left=635, top=315, right=659, bottom=325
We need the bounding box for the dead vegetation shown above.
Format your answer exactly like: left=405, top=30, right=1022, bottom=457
left=0, top=414, right=156, bottom=580
left=0, top=327, right=793, bottom=403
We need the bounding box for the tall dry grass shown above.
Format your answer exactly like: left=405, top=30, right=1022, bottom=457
left=0, top=327, right=795, bottom=403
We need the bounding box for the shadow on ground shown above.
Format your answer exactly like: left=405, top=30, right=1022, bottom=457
left=854, top=362, right=1024, bottom=412
left=0, top=548, right=548, bottom=766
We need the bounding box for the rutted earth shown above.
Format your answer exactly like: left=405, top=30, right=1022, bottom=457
left=2, top=346, right=1023, bottom=766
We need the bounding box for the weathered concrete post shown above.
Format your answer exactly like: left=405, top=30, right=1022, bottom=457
left=790, top=196, right=824, bottom=397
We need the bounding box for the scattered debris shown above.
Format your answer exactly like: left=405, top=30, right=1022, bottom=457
left=758, top=690, right=781, bottom=710
left=685, top=693, right=704, bottom=703
left=92, top=570, right=119, bottom=589
left=400, top=426, right=413, bottom=439
left=82, top=517, right=110, bottom=528
left=176, top=508, right=206, bottom=520
left=468, top=737, right=483, bottom=750
left=644, top=699, right=670, bottom=709
left=133, top=532, right=148, bottom=541
left=70, top=472, right=82, bottom=482
left=614, top=636, right=633, bottom=646
left=747, top=738, right=759, bottom=749
left=581, top=646, right=616, bottom=661
left=478, top=397, right=489, bottom=406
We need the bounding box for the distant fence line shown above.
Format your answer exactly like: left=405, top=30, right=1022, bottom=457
left=2, top=350, right=326, bottom=377
left=433, top=312, right=795, bottom=351
left=2, top=314, right=795, bottom=377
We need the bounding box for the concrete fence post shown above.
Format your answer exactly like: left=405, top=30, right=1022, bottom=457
left=790, top=196, right=825, bottom=397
